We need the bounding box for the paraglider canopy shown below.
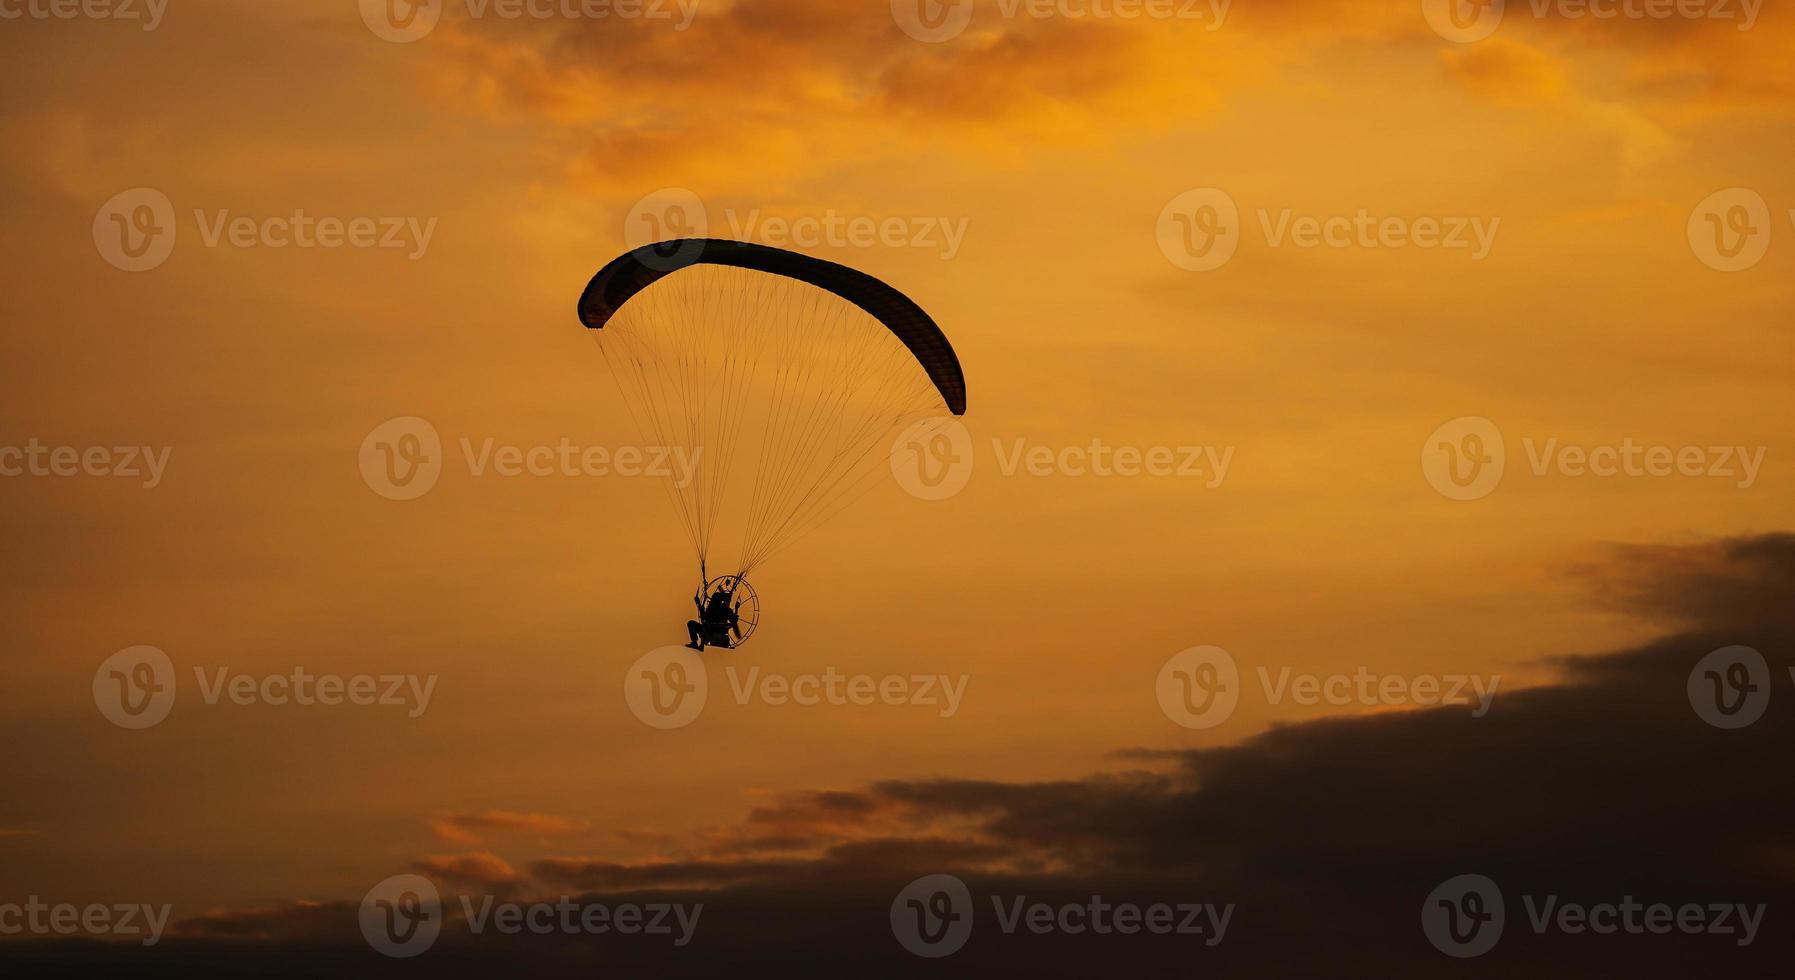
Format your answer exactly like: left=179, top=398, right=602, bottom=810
left=579, top=239, right=966, bottom=415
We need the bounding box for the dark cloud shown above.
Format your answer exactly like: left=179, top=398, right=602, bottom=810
left=1569, top=533, right=1795, bottom=634
left=8, top=534, right=1791, bottom=975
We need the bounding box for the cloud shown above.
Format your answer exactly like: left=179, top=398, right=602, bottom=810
left=1441, top=37, right=1572, bottom=105
left=413, top=851, right=527, bottom=892
left=408, top=0, right=1795, bottom=195
left=533, top=836, right=1017, bottom=891
left=430, top=810, right=592, bottom=845
left=163, top=900, right=342, bottom=943
left=417, top=0, right=1272, bottom=190
left=11, top=533, right=1790, bottom=974
left=1571, top=533, right=1795, bottom=631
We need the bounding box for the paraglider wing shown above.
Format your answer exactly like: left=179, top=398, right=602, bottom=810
left=578, top=239, right=965, bottom=415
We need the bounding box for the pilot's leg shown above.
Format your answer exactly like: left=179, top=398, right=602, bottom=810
left=686, top=620, right=705, bottom=650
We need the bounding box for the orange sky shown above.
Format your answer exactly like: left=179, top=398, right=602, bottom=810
left=2, top=0, right=1793, bottom=925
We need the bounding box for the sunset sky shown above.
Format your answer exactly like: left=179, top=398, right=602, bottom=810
left=2, top=0, right=1793, bottom=972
